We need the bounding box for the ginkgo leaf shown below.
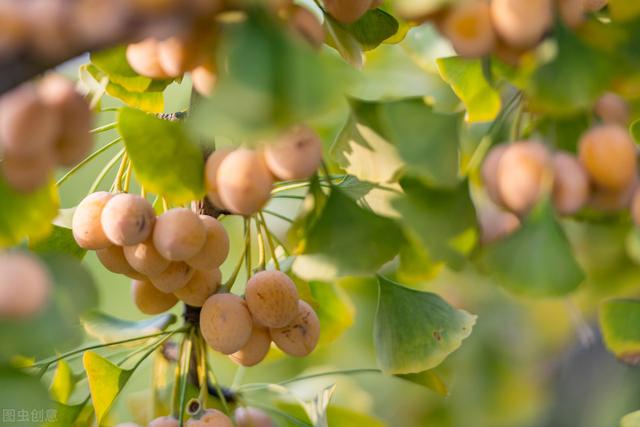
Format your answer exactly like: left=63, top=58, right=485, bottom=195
left=83, top=351, right=133, bottom=425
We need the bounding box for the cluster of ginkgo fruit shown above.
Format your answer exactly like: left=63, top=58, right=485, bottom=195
left=204, top=125, right=323, bottom=216
left=423, top=0, right=608, bottom=63
left=0, top=74, right=92, bottom=192
left=479, top=91, right=638, bottom=244
left=125, top=1, right=325, bottom=96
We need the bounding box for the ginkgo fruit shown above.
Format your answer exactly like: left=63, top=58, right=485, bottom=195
left=191, top=63, right=217, bottom=97
left=323, top=0, right=371, bottom=24
left=496, top=140, right=551, bottom=215
left=270, top=300, right=320, bottom=357
left=157, top=35, right=201, bottom=78
left=0, top=150, right=53, bottom=193
left=153, top=208, right=206, bottom=261
left=97, top=245, right=144, bottom=279
left=150, top=261, right=195, bottom=293
left=0, top=252, right=51, bottom=318
left=148, top=415, right=179, bottom=427
left=490, top=0, right=552, bottom=49
left=557, top=0, right=585, bottom=28
left=288, top=4, right=325, bottom=48
left=101, top=193, right=156, bottom=246
left=200, top=293, right=253, bottom=354
left=439, top=1, right=496, bottom=58
left=552, top=152, right=590, bottom=216
left=204, top=148, right=233, bottom=208
left=72, top=191, right=114, bottom=250
left=245, top=270, right=299, bottom=328
left=481, top=144, right=508, bottom=206
left=186, top=215, right=229, bottom=271
left=216, top=149, right=274, bottom=216
left=38, top=73, right=92, bottom=166
left=477, top=201, right=520, bottom=244
left=594, top=92, right=630, bottom=126
left=229, top=324, right=271, bottom=367
left=589, top=178, right=637, bottom=212
left=578, top=124, right=637, bottom=191
left=132, top=280, right=178, bottom=315
left=263, top=125, right=323, bottom=181
left=123, top=237, right=170, bottom=277
left=174, top=268, right=221, bottom=307
left=0, top=82, right=59, bottom=156
left=126, top=38, right=170, bottom=79
left=234, top=407, right=275, bottom=427
left=186, top=409, right=233, bottom=427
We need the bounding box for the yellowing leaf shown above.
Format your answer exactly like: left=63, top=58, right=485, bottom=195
left=83, top=351, right=133, bottom=425
left=50, top=360, right=75, bottom=404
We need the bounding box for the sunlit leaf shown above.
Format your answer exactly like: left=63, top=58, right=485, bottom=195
left=292, top=188, right=403, bottom=280
left=621, top=410, right=640, bottom=427
left=30, top=225, right=86, bottom=260
left=81, top=310, right=177, bottom=344
left=308, top=281, right=356, bottom=345
left=609, top=0, right=640, bottom=22
left=83, top=351, right=133, bottom=425
left=91, top=46, right=153, bottom=92
left=118, top=107, right=205, bottom=204
left=374, top=275, right=476, bottom=374
left=480, top=201, right=584, bottom=297
left=396, top=369, right=449, bottom=396
left=600, top=299, right=640, bottom=365
left=437, top=56, right=501, bottom=123
left=50, top=359, right=75, bottom=404
left=0, top=177, right=58, bottom=248
left=334, top=9, right=399, bottom=51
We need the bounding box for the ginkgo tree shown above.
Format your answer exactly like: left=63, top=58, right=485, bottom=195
left=0, top=0, right=640, bottom=426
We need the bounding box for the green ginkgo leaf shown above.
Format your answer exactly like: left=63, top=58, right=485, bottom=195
left=600, top=299, right=640, bottom=365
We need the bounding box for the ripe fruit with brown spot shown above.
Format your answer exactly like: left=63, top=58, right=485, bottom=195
left=96, top=246, right=144, bottom=279
left=72, top=192, right=114, bottom=250
left=264, top=125, right=323, bottom=181
left=126, top=38, right=170, bottom=79
left=123, top=238, right=170, bottom=277
left=132, top=280, right=178, bottom=315
left=323, top=0, right=371, bottom=24
left=101, top=193, right=155, bottom=246
left=150, top=261, right=195, bottom=293
left=490, top=0, right=552, bottom=49
left=496, top=141, right=551, bottom=215
left=205, top=148, right=233, bottom=208
left=174, top=268, right=221, bottom=307
left=270, top=300, right=320, bottom=357
left=245, top=270, right=299, bottom=328
left=200, top=293, right=253, bottom=354
left=0, top=252, right=51, bottom=319
left=234, top=407, right=275, bottom=427
left=594, top=92, right=630, bottom=126
left=578, top=124, right=637, bottom=191
left=38, top=73, right=93, bottom=166
left=0, top=82, right=59, bottom=156
left=0, top=150, right=54, bottom=193
left=217, top=149, right=274, bottom=216
left=552, top=152, right=590, bottom=215
left=186, top=216, right=229, bottom=271
left=229, top=324, right=271, bottom=367
left=192, top=63, right=217, bottom=97
left=153, top=208, right=206, bottom=261
left=148, top=415, right=180, bottom=427
left=186, top=409, right=233, bottom=427
left=481, top=144, right=508, bottom=207
left=440, top=1, right=496, bottom=58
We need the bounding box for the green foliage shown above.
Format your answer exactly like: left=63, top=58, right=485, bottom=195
left=527, top=24, right=613, bottom=116
left=30, top=225, right=86, bottom=260
left=83, top=351, right=133, bottom=425
left=81, top=310, right=177, bottom=344
left=0, top=177, right=59, bottom=248
left=609, top=0, right=640, bottom=22
left=349, top=98, right=463, bottom=188
left=600, top=299, right=640, bottom=364
left=0, top=365, right=52, bottom=421
left=292, top=187, right=403, bottom=280
left=396, top=369, right=449, bottom=396
left=91, top=47, right=156, bottom=92
left=0, top=254, right=98, bottom=361
left=308, top=281, right=356, bottom=345
left=117, top=107, right=205, bottom=204
left=621, top=410, right=640, bottom=427
left=480, top=202, right=584, bottom=297
left=374, top=275, right=476, bottom=374
left=191, top=10, right=350, bottom=140
left=437, top=57, right=502, bottom=123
